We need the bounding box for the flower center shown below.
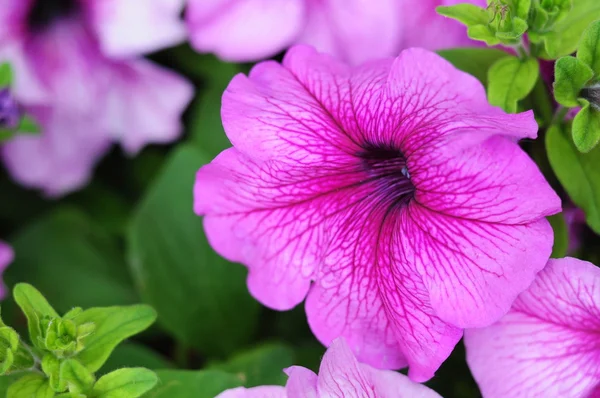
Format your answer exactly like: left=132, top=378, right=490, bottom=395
left=358, top=145, right=415, bottom=210
left=27, top=0, right=79, bottom=32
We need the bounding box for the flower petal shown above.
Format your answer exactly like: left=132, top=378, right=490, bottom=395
left=316, top=338, right=374, bottom=395
left=186, top=0, right=305, bottom=62
left=364, top=365, right=443, bottom=398
left=297, top=0, right=403, bottom=65
left=102, top=59, right=193, bottom=154
left=215, top=386, right=286, bottom=398
left=0, top=241, right=13, bottom=300
left=284, top=366, right=318, bottom=398
left=2, top=106, right=111, bottom=197
left=465, top=257, right=600, bottom=398
left=91, top=0, right=187, bottom=58
left=305, top=202, right=462, bottom=382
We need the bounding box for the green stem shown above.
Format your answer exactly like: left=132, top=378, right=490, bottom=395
left=552, top=106, right=570, bottom=126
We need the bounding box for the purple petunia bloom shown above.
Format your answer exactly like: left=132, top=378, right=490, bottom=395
left=0, top=241, right=13, bottom=300
left=0, top=88, right=20, bottom=129
left=193, top=45, right=561, bottom=381
left=0, top=0, right=193, bottom=196
left=465, top=257, right=600, bottom=398
left=216, top=338, right=441, bottom=398
left=186, top=0, right=485, bottom=64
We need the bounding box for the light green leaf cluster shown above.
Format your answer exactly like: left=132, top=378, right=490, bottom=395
left=1, top=284, right=158, bottom=398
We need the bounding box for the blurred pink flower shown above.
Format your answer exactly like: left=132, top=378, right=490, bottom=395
left=194, top=45, right=561, bottom=381
left=0, top=0, right=194, bottom=196
left=187, top=0, right=485, bottom=64
left=216, top=338, right=441, bottom=398
left=0, top=241, right=13, bottom=299
left=465, top=257, right=600, bottom=398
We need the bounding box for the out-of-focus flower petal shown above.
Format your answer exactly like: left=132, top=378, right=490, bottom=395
left=0, top=241, right=13, bottom=300
left=215, top=386, right=287, bottom=398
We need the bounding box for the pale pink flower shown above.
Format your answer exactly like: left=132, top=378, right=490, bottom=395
left=0, top=0, right=194, bottom=196
left=186, top=0, right=485, bottom=64
left=193, top=45, right=561, bottom=381
left=465, top=257, right=600, bottom=398
left=216, top=338, right=441, bottom=398
left=0, top=241, right=13, bottom=299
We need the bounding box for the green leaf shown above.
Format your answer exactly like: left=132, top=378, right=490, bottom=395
left=572, top=100, right=600, bottom=151
left=6, top=208, right=137, bottom=313
left=488, top=56, right=540, bottom=113
left=92, top=368, right=157, bottom=398
left=128, top=146, right=260, bottom=357
left=540, top=0, right=600, bottom=59
left=188, top=87, right=233, bottom=158
left=59, top=360, right=95, bottom=394
left=143, top=370, right=243, bottom=398
left=209, top=343, right=294, bottom=387
left=0, top=63, right=13, bottom=87
left=494, top=17, right=529, bottom=40
left=7, top=374, right=55, bottom=398
left=73, top=305, right=157, bottom=373
left=437, top=47, right=508, bottom=86
left=577, top=20, right=600, bottom=77
left=99, top=343, right=173, bottom=374
left=436, top=4, right=489, bottom=26
left=510, top=0, right=532, bottom=19
left=467, top=25, right=502, bottom=45
left=17, top=115, right=40, bottom=134
left=0, top=374, right=26, bottom=396
left=42, top=354, right=64, bottom=392
left=13, top=283, right=59, bottom=350
left=553, top=56, right=594, bottom=107
left=546, top=123, right=600, bottom=234
left=548, top=213, right=569, bottom=258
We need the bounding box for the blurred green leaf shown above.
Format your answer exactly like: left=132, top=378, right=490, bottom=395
left=7, top=373, right=54, bottom=398
left=572, top=100, right=600, bottom=151
left=553, top=56, right=593, bottom=107
left=7, top=208, right=137, bottom=312
left=0, top=374, right=25, bottom=396
left=74, top=305, right=157, bottom=373
left=92, top=368, right=157, bottom=398
left=436, top=4, right=489, bottom=26
left=143, top=370, right=243, bottom=398
left=128, top=145, right=260, bottom=357
left=17, top=115, right=40, bottom=134
left=210, top=343, right=294, bottom=387
left=540, top=0, right=600, bottom=59
left=488, top=56, right=539, bottom=113
left=0, top=63, right=13, bottom=87
left=578, top=20, right=600, bottom=76
left=437, top=47, right=508, bottom=86
left=188, top=88, right=232, bottom=158
left=548, top=213, right=569, bottom=258
left=99, top=343, right=173, bottom=375
left=467, top=25, right=501, bottom=46
left=547, top=123, right=600, bottom=234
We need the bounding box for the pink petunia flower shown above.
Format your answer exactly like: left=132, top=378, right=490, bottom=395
left=193, top=45, right=561, bottom=381
left=216, top=338, right=441, bottom=398
left=0, top=241, right=13, bottom=300
left=186, top=0, right=486, bottom=64
left=464, top=257, right=600, bottom=398
left=0, top=0, right=194, bottom=196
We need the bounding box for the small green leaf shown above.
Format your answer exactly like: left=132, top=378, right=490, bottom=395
left=572, top=100, right=600, bottom=151
left=0, top=327, right=19, bottom=373
left=549, top=213, right=569, bottom=258
left=554, top=56, right=594, bottom=107
left=143, top=370, right=243, bottom=398
left=73, top=305, right=156, bottom=373
left=467, top=25, right=502, bottom=45
left=13, top=284, right=59, bottom=350
left=577, top=20, right=600, bottom=77
left=546, top=123, right=600, bottom=234
left=437, top=47, right=509, bottom=86
left=17, top=115, right=40, bottom=134
left=0, top=63, right=13, bottom=87
left=510, top=0, right=532, bottom=20
left=494, top=17, right=529, bottom=40
left=436, top=4, right=489, bottom=26
left=209, top=343, right=294, bottom=387
left=59, top=360, right=95, bottom=394
left=93, top=368, right=157, bottom=398
left=488, top=56, right=540, bottom=113
left=7, top=374, right=55, bottom=398
left=42, top=354, right=64, bottom=392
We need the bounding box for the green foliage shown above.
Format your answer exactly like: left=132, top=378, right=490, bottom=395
left=546, top=124, right=600, bottom=234
left=1, top=284, right=159, bottom=397
left=144, top=370, right=243, bottom=398
left=548, top=214, right=569, bottom=258
left=128, top=145, right=260, bottom=357
left=487, top=56, right=539, bottom=112
left=437, top=47, right=508, bottom=85
left=578, top=20, right=600, bottom=76
left=553, top=56, right=593, bottom=107
left=572, top=100, right=600, bottom=151
left=99, top=344, right=173, bottom=375
left=0, top=62, right=14, bottom=87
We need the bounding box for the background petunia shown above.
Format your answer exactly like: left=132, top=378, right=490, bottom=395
left=194, top=45, right=561, bottom=381
left=0, top=0, right=194, bottom=196
left=465, top=257, right=600, bottom=398
left=0, top=241, right=13, bottom=300
left=186, top=0, right=486, bottom=64
left=216, top=338, right=441, bottom=398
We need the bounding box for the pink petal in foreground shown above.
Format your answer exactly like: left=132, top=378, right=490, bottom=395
left=195, top=46, right=560, bottom=380
left=465, top=257, right=600, bottom=398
